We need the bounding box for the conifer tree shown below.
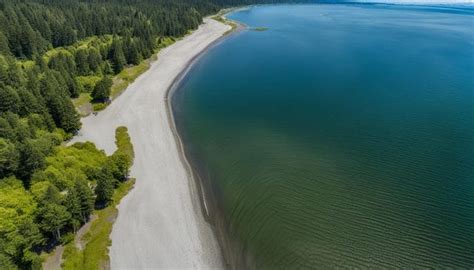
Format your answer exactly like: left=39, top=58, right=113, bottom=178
left=0, top=85, right=20, bottom=113
left=64, top=186, right=82, bottom=231
left=75, top=49, right=90, bottom=75
left=0, top=31, right=11, bottom=56
left=87, top=48, right=102, bottom=73
left=75, top=180, right=94, bottom=222
left=39, top=203, right=71, bottom=240
left=91, top=76, right=112, bottom=102
left=17, top=141, right=45, bottom=185
left=0, top=138, right=19, bottom=178
left=95, top=167, right=114, bottom=205
left=110, top=39, right=126, bottom=74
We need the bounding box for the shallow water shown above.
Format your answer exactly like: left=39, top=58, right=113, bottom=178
left=172, top=4, right=474, bottom=268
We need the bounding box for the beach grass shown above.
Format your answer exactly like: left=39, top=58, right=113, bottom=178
left=110, top=57, right=154, bottom=99
left=72, top=93, right=92, bottom=108
left=212, top=12, right=240, bottom=36
left=72, top=93, right=93, bottom=116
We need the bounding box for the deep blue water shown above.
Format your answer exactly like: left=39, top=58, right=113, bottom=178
left=173, top=4, right=474, bottom=268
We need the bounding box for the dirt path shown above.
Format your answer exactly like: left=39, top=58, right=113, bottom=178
left=42, top=246, right=64, bottom=270
left=75, top=214, right=98, bottom=251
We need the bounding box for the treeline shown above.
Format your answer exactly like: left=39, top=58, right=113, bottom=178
left=0, top=0, right=232, bottom=190
left=0, top=0, right=208, bottom=59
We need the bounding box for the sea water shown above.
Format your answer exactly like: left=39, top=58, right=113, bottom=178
left=172, top=4, right=474, bottom=268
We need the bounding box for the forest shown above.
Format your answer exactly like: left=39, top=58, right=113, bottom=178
left=0, top=0, right=298, bottom=269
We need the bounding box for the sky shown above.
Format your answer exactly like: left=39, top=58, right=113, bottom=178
left=352, top=0, right=472, bottom=3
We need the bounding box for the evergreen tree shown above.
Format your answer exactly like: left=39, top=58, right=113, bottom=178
left=128, top=41, right=142, bottom=65
left=91, top=76, right=112, bottom=102
left=75, top=180, right=94, bottom=223
left=110, top=39, right=126, bottom=74
left=87, top=48, right=102, bottom=73
left=64, top=186, right=82, bottom=232
left=0, top=138, right=19, bottom=178
left=63, top=73, right=79, bottom=98
left=0, top=85, right=20, bottom=113
left=0, top=116, right=15, bottom=140
left=95, top=167, right=114, bottom=205
left=75, top=49, right=89, bottom=75
left=17, top=88, right=40, bottom=116
left=39, top=203, right=71, bottom=240
left=59, top=101, right=81, bottom=134
left=0, top=31, right=11, bottom=56
left=108, top=152, right=131, bottom=182
left=17, top=141, right=45, bottom=185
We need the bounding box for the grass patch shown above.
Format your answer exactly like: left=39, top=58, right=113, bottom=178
left=92, top=103, right=107, bottom=112
left=72, top=93, right=92, bottom=108
left=157, top=37, right=176, bottom=49
left=61, top=179, right=135, bottom=270
left=110, top=60, right=151, bottom=98
left=115, top=127, right=134, bottom=159
left=212, top=14, right=239, bottom=36
left=72, top=93, right=93, bottom=116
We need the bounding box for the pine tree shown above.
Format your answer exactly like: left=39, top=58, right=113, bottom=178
left=0, top=31, right=11, bottom=56
left=87, top=48, right=102, bottom=74
left=110, top=39, right=126, bottom=74
left=91, top=76, right=112, bottom=102
left=128, top=41, right=142, bottom=65
left=17, top=88, right=40, bottom=116
left=60, top=101, right=81, bottom=134
left=95, top=167, right=114, bottom=205
left=0, top=116, right=15, bottom=140
left=0, top=85, right=20, bottom=113
left=75, top=49, right=90, bottom=75
left=0, top=138, right=19, bottom=178
left=39, top=203, right=71, bottom=240
left=64, top=186, right=81, bottom=232
left=64, top=73, right=79, bottom=98
left=75, top=180, right=94, bottom=223
left=39, top=71, right=80, bottom=133
left=108, top=152, right=131, bottom=182
left=17, top=141, right=45, bottom=185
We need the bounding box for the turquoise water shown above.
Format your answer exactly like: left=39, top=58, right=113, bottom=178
left=172, top=4, right=474, bottom=268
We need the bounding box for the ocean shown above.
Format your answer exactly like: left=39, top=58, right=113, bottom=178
left=172, top=4, right=474, bottom=268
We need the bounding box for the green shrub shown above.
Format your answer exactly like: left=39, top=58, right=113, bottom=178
left=76, top=76, right=102, bottom=93
left=92, top=103, right=107, bottom=111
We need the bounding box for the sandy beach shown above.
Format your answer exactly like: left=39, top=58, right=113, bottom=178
left=70, top=18, right=230, bottom=269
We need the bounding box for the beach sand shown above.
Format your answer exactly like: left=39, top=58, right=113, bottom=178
left=70, top=18, right=230, bottom=269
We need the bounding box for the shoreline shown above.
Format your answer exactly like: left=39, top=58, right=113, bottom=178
left=166, top=14, right=254, bottom=270
left=70, top=17, right=233, bottom=269
left=165, top=22, right=245, bottom=220
left=164, top=13, right=246, bottom=267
